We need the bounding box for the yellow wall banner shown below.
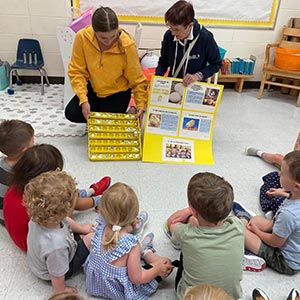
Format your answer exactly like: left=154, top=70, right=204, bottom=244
left=142, top=76, right=223, bottom=165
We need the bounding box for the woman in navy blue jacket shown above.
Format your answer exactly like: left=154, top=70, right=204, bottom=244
left=155, top=0, right=222, bottom=87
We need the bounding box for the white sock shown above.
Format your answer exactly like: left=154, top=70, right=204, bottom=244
left=88, top=188, right=95, bottom=196
left=257, top=150, right=264, bottom=157
left=80, top=188, right=95, bottom=197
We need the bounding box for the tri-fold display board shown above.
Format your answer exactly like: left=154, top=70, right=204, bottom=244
left=142, top=76, right=223, bottom=165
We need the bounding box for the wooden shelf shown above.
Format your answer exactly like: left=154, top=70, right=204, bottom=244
left=218, top=74, right=254, bottom=92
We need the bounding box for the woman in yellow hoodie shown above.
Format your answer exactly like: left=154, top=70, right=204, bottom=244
left=65, top=6, right=148, bottom=123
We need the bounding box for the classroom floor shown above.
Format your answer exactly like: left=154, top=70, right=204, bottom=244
left=1, top=87, right=300, bottom=300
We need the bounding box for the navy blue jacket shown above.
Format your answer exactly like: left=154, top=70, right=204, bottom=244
left=155, top=19, right=222, bottom=80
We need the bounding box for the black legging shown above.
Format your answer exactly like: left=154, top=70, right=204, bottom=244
left=173, top=253, right=183, bottom=290
left=65, top=82, right=131, bottom=123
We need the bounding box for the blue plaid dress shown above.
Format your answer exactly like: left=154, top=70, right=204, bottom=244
left=85, top=217, right=158, bottom=300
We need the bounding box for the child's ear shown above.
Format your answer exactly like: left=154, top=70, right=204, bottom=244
left=294, top=181, right=300, bottom=192
left=188, top=204, right=198, bottom=217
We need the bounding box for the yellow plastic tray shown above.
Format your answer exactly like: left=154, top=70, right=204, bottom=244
left=88, top=112, right=142, bottom=161
left=89, top=139, right=140, bottom=146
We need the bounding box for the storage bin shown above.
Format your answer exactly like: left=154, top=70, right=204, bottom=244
left=275, top=48, right=300, bottom=71
left=69, top=8, right=94, bottom=33
left=0, top=63, right=10, bottom=90
left=218, top=46, right=227, bottom=59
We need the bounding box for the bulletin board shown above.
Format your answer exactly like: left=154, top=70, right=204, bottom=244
left=77, top=0, right=280, bottom=29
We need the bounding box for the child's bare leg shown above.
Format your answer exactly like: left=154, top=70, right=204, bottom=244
left=244, top=226, right=262, bottom=255
left=82, top=232, right=94, bottom=250
left=250, top=216, right=273, bottom=232
left=74, top=197, right=94, bottom=211
left=246, top=148, right=283, bottom=168
left=293, top=133, right=300, bottom=151
left=261, top=152, right=284, bottom=167
left=144, top=251, right=170, bottom=266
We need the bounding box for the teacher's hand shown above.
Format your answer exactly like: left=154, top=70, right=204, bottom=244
left=137, top=109, right=145, bottom=124
left=82, top=102, right=91, bottom=120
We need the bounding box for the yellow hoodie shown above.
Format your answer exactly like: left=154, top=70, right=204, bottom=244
left=68, top=25, right=148, bottom=111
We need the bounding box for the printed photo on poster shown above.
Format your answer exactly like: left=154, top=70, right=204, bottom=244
left=180, top=111, right=212, bottom=140
left=168, top=81, right=184, bottom=106
left=183, top=84, right=220, bottom=113
left=149, top=77, right=172, bottom=104
left=146, top=107, right=180, bottom=136
left=203, top=87, right=219, bottom=107
left=162, top=138, right=194, bottom=163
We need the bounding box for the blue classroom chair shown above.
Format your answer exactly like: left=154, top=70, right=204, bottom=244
left=8, top=38, right=50, bottom=95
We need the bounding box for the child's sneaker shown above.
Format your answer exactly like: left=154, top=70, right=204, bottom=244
left=140, top=232, right=156, bottom=259
left=163, top=221, right=181, bottom=250
left=90, top=176, right=111, bottom=196
left=232, top=201, right=256, bottom=221
left=252, top=288, right=270, bottom=300
left=131, top=211, right=149, bottom=235
left=286, top=289, right=300, bottom=300
left=243, top=254, right=266, bottom=272
left=245, top=147, right=260, bottom=156
left=264, top=210, right=274, bottom=220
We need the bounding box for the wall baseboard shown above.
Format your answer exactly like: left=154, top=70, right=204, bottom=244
left=11, top=75, right=261, bottom=89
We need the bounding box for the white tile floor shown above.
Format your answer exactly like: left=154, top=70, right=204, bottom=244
left=1, top=87, right=300, bottom=300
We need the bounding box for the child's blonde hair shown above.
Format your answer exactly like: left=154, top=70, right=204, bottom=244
left=48, top=291, right=84, bottom=300
left=98, top=182, right=139, bottom=250
left=23, top=170, right=78, bottom=226
left=183, top=284, right=234, bottom=300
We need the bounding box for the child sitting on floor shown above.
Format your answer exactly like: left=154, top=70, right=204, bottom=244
left=233, top=151, right=300, bottom=275
left=0, top=119, right=34, bottom=225
left=84, top=182, right=174, bottom=300
left=24, top=170, right=94, bottom=294
left=164, top=172, right=244, bottom=300
left=3, top=143, right=110, bottom=251
left=246, top=132, right=300, bottom=218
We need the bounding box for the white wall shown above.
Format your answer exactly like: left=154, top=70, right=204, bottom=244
left=0, top=0, right=299, bottom=81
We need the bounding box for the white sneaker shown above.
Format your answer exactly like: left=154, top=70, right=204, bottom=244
left=252, top=288, right=270, bottom=300
left=243, top=254, right=266, bottom=272
left=286, top=288, right=300, bottom=300
left=132, top=211, right=149, bottom=235
left=140, top=232, right=156, bottom=259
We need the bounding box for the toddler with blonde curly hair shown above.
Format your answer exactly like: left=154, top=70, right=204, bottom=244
left=24, top=170, right=94, bottom=294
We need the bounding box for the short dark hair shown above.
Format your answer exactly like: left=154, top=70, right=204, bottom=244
left=187, top=172, right=234, bottom=223
left=283, top=151, right=300, bottom=182
left=165, top=0, right=194, bottom=26
left=92, top=6, right=119, bottom=32
left=0, top=119, right=34, bottom=157
left=10, top=144, right=64, bottom=192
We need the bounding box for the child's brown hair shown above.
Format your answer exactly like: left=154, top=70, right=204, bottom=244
left=187, top=172, right=234, bottom=224
left=10, top=144, right=64, bottom=192
left=283, top=151, right=300, bottom=182
left=0, top=119, right=34, bottom=157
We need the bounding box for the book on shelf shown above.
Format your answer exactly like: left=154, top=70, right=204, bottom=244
left=221, top=55, right=256, bottom=75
